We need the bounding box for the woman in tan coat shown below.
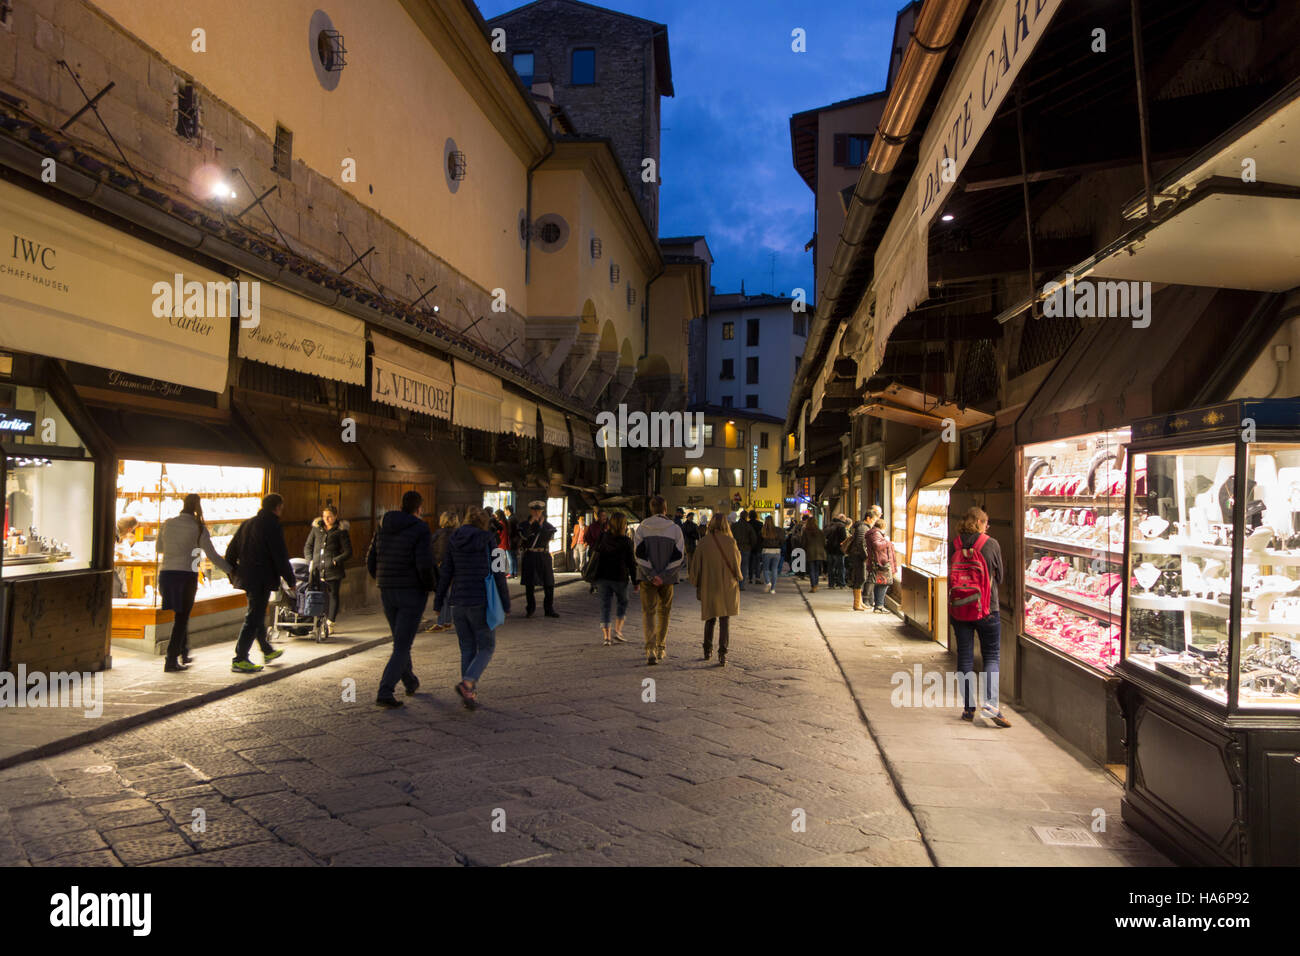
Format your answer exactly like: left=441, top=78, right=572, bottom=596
left=689, top=513, right=743, bottom=665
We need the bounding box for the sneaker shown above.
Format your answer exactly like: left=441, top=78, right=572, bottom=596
left=231, top=659, right=263, bottom=673
left=980, top=705, right=1011, bottom=728
left=376, top=696, right=404, bottom=708
left=647, top=655, right=657, bottom=666
left=403, top=677, right=420, bottom=696
left=655, top=649, right=665, bottom=661
left=263, top=648, right=285, bottom=663
left=961, top=707, right=975, bottom=721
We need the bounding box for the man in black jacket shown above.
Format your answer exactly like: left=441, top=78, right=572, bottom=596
left=521, top=500, right=559, bottom=618
left=367, top=490, right=436, bottom=708
left=225, top=493, right=296, bottom=673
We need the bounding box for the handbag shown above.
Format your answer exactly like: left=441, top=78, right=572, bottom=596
left=484, top=572, right=505, bottom=630
left=582, top=535, right=604, bottom=584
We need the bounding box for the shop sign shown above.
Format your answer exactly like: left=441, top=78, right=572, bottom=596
left=916, top=0, right=1065, bottom=227
left=604, top=442, right=623, bottom=493
left=239, top=284, right=365, bottom=385
left=0, top=408, right=35, bottom=434
left=65, top=361, right=218, bottom=406
left=0, top=180, right=230, bottom=393
left=370, top=332, right=453, bottom=419
left=751, top=444, right=759, bottom=492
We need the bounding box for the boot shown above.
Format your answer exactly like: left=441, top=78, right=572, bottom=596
left=852, top=588, right=864, bottom=611
left=601, top=625, right=611, bottom=646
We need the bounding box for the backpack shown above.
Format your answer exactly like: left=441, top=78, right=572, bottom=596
left=949, top=534, right=992, bottom=622
left=225, top=519, right=247, bottom=591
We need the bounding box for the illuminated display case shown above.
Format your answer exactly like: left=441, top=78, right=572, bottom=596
left=890, top=469, right=907, bottom=564
left=1, top=386, right=95, bottom=578
left=113, top=460, right=265, bottom=612
left=910, top=478, right=954, bottom=577
left=1021, top=427, right=1130, bottom=673
left=1117, top=401, right=1300, bottom=867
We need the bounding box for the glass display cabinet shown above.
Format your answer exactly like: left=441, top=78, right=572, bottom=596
left=910, top=478, right=954, bottom=577
left=890, top=468, right=907, bottom=565
left=1118, top=400, right=1300, bottom=866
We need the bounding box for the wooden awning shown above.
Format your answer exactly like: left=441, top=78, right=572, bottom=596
left=850, top=383, right=993, bottom=431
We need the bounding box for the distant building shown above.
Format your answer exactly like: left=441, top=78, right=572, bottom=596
left=694, top=292, right=809, bottom=421
left=490, top=0, right=674, bottom=235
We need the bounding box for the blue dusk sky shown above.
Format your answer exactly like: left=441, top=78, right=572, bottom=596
left=474, top=0, right=904, bottom=302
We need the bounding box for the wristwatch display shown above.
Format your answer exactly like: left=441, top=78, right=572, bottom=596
left=1124, top=441, right=1300, bottom=708
left=1021, top=428, right=1130, bottom=673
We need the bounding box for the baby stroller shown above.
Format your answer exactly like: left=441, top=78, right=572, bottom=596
left=269, top=558, right=329, bottom=643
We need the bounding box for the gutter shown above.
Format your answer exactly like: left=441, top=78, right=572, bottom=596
left=0, top=133, right=595, bottom=422
left=784, top=0, right=970, bottom=433
left=525, top=137, right=556, bottom=285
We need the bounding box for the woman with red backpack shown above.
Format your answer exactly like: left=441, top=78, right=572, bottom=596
left=949, top=506, right=1010, bottom=727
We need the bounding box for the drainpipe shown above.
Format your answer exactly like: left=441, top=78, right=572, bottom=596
left=525, top=138, right=556, bottom=285
left=784, top=0, right=971, bottom=432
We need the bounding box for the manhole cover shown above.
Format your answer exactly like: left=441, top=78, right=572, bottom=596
left=1032, top=825, right=1100, bottom=847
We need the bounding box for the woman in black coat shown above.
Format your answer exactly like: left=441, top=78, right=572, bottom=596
left=591, top=513, right=637, bottom=645
left=304, top=505, right=352, bottom=634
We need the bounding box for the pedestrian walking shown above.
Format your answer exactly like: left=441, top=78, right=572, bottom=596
left=689, top=513, right=742, bottom=666
left=730, top=509, right=755, bottom=590
left=747, top=510, right=764, bottom=584
left=801, top=514, right=827, bottom=591
left=591, top=513, right=636, bottom=645
left=786, top=518, right=804, bottom=578
left=570, top=515, right=589, bottom=574
left=224, top=493, right=294, bottom=673
left=521, top=500, right=559, bottom=617
left=434, top=505, right=510, bottom=710
left=632, top=495, right=685, bottom=664
left=681, top=512, right=700, bottom=573
left=303, top=504, right=352, bottom=637
left=950, top=506, right=1009, bottom=726
left=584, top=507, right=607, bottom=593
left=759, top=516, right=784, bottom=592
left=503, top=505, right=519, bottom=578
left=426, top=511, right=459, bottom=632
left=846, top=510, right=872, bottom=611
left=868, top=518, right=899, bottom=611
left=157, top=494, right=232, bottom=671
left=366, top=490, right=435, bottom=707
left=826, top=514, right=848, bottom=589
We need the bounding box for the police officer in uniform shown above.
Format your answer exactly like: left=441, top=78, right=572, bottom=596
left=521, top=500, right=560, bottom=618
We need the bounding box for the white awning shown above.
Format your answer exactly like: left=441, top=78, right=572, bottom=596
left=501, top=390, right=537, bottom=438
left=453, top=359, right=504, bottom=432
left=0, top=179, right=230, bottom=393
left=571, top=419, right=597, bottom=459
left=370, top=332, right=454, bottom=419
left=539, top=404, right=569, bottom=447
left=240, top=283, right=365, bottom=384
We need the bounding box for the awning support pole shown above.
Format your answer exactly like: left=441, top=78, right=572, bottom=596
left=1015, top=90, right=1038, bottom=321
left=1131, top=0, right=1156, bottom=218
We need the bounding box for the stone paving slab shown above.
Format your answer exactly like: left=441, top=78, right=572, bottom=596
left=793, top=580, right=1167, bottom=866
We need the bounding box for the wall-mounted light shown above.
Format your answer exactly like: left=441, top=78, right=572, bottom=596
left=591, top=237, right=602, bottom=259
left=610, top=263, right=620, bottom=283
left=627, top=285, right=636, bottom=305
left=941, top=213, right=955, bottom=222
left=447, top=151, right=467, bottom=181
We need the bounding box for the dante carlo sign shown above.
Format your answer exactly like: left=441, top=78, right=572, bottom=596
left=917, top=0, right=1064, bottom=226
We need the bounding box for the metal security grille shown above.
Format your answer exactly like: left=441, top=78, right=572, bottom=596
left=1017, top=313, right=1080, bottom=376
left=957, top=338, right=999, bottom=406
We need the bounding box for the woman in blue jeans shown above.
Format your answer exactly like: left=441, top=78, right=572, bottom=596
left=433, top=506, right=510, bottom=710
left=950, top=506, right=1010, bottom=727
left=591, top=513, right=636, bottom=645
left=760, top=516, right=784, bottom=592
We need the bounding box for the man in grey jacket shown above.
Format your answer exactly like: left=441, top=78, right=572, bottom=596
left=632, top=495, right=685, bottom=665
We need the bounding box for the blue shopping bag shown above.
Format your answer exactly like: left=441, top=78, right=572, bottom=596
left=484, top=573, right=505, bottom=630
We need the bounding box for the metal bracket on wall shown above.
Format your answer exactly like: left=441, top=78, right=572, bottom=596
left=55, top=62, right=141, bottom=187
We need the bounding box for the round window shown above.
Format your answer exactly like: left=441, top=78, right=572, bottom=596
left=538, top=222, right=562, bottom=244
left=309, top=11, right=343, bottom=91
left=532, top=214, right=569, bottom=252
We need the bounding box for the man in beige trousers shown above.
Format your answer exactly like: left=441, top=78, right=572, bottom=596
left=632, top=495, right=686, bottom=665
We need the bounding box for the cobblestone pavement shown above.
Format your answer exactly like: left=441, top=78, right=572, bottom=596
left=0, top=576, right=931, bottom=866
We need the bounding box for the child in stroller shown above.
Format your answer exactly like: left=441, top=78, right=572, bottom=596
left=269, top=558, right=329, bottom=643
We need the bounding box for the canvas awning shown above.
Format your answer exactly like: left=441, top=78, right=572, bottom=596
left=571, top=419, right=597, bottom=459
left=371, top=332, right=454, bottom=420
left=539, top=405, right=569, bottom=447
left=500, top=390, right=537, bottom=439
left=453, top=359, right=504, bottom=432
left=0, top=179, right=231, bottom=393
left=239, top=283, right=365, bottom=384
